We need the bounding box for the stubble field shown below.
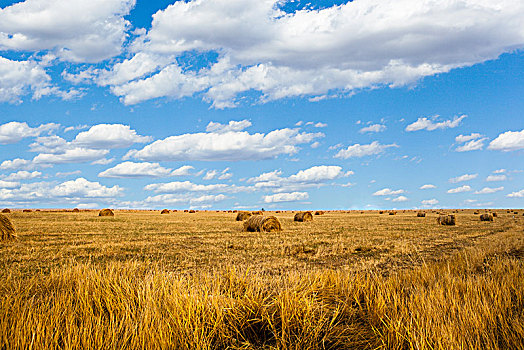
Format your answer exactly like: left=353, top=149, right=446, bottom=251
left=1, top=209, right=523, bottom=349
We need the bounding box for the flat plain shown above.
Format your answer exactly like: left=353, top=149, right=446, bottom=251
left=1, top=209, right=523, bottom=349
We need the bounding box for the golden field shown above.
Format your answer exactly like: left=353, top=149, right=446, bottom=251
left=0, top=209, right=523, bottom=349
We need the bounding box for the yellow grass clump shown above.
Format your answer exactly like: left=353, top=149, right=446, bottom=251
left=437, top=214, right=456, bottom=225
left=98, top=209, right=114, bottom=217
left=0, top=213, right=16, bottom=240
left=480, top=213, right=494, bottom=222
left=161, top=209, right=170, bottom=214
left=294, top=211, right=313, bottom=222
left=243, top=215, right=282, bottom=232
left=235, top=211, right=252, bottom=221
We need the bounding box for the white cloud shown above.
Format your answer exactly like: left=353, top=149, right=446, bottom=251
left=144, top=181, right=228, bottom=194
left=98, top=162, right=174, bottom=178
left=2, top=171, right=41, bottom=181
left=91, top=158, right=115, bottom=165
left=314, top=122, right=327, bottom=128
left=449, top=173, right=478, bottom=183
left=310, top=141, right=321, bottom=149
left=33, top=148, right=108, bottom=165
left=373, top=188, right=405, bottom=196
left=359, top=124, right=386, bottom=134
left=247, top=170, right=282, bottom=183
left=405, top=115, right=466, bottom=132
left=263, top=192, right=309, bottom=203
left=0, top=180, right=20, bottom=189
left=203, top=170, right=218, bottom=180
left=474, top=187, right=504, bottom=194
left=334, top=141, right=397, bottom=159
left=507, top=189, right=524, bottom=198
left=129, top=127, right=323, bottom=162
left=143, top=193, right=227, bottom=206
left=0, top=121, right=59, bottom=144
left=455, top=133, right=482, bottom=143
left=392, top=195, right=408, bottom=202
left=0, top=0, right=136, bottom=63
left=0, top=158, right=35, bottom=171
left=103, top=0, right=524, bottom=107
left=493, top=169, right=506, bottom=174
left=486, top=174, right=507, bottom=182
left=74, top=124, right=152, bottom=149
left=53, top=177, right=123, bottom=198
left=455, top=138, right=488, bottom=152
left=218, top=168, right=233, bottom=180
left=205, top=120, right=252, bottom=133
left=420, top=184, right=436, bottom=189
left=421, top=198, right=439, bottom=206
left=488, top=129, right=524, bottom=151
left=447, top=185, right=472, bottom=193
left=171, top=165, right=194, bottom=176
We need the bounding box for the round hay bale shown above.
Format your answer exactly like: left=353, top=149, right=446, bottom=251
left=314, top=211, right=324, bottom=215
left=417, top=212, right=426, bottom=217
left=99, top=208, right=114, bottom=217
left=1, top=208, right=10, bottom=213
left=437, top=214, right=455, bottom=226
left=379, top=211, right=384, bottom=214
left=72, top=208, right=80, bottom=213
left=251, top=210, right=263, bottom=216
left=492, top=212, right=497, bottom=217
left=480, top=213, right=493, bottom=222
left=236, top=211, right=252, bottom=221
left=22, top=209, right=31, bottom=213
left=0, top=214, right=16, bottom=240
left=294, top=211, right=313, bottom=222
left=161, top=209, right=170, bottom=214
left=189, top=210, right=196, bottom=213
left=184, top=209, right=189, bottom=212
left=389, top=211, right=397, bottom=215
left=243, top=215, right=281, bottom=232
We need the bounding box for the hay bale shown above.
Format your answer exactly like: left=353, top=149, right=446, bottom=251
left=294, top=211, right=313, bottom=222
left=437, top=214, right=456, bottom=226
left=417, top=212, right=426, bottom=217
left=243, top=215, right=281, bottom=232
left=252, top=210, right=263, bottom=215
left=492, top=212, right=497, bottom=217
left=480, top=213, right=494, bottom=222
left=72, top=208, right=80, bottom=213
left=161, top=209, right=170, bottom=214
left=184, top=210, right=189, bottom=212
left=0, top=214, right=16, bottom=240
left=314, top=211, right=324, bottom=215
left=389, top=211, right=397, bottom=215
left=379, top=211, right=384, bottom=214
left=1, top=209, right=10, bottom=213
left=236, top=211, right=252, bottom=221
left=189, top=210, right=196, bottom=213
left=99, top=208, right=114, bottom=217
left=22, top=209, right=31, bottom=213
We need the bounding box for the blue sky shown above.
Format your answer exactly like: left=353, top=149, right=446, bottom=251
left=0, top=0, right=523, bottom=210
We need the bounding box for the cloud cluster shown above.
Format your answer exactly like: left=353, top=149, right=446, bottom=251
left=334, top=141, right=397, bottom=159
left=406, top=115, right=466, bottom=132
left=488, top=129, right=524, bottom=152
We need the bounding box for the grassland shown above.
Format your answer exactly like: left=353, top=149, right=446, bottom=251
left=1, top=209, right=523, bottom=349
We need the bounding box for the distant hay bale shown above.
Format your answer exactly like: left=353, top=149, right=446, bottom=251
left=1, top=209, right=10, bottom=213
left=389, top=211, right=397, bottom=215
left=251, top=210, right=263, bottom=215
left=417, top=212, right=426, bottom=217
left=22, top=209, right=31, bottom=213
left=98, top=208, right=114, bottom=217
left=184, top=210, right=188, bottom=212
left=161, top=209, right=170, bottom=214
left=72, top=208, right=80, bottom=213
left=379, top=211, right=384, bottom=214
left=480, top=213, right=494, bottom=222
left=314, top=211, right=324, bottom=215
left=243, top=215, right=281, bottom=232
left=189, top=210, right=196, bottom=213
left=473, top=212, right=479, bottom=215
left=437, top=214, right=456, bottom=226
left=275, top=211, right=281, bottom=213
left=236, top=211, right=252, bottom=221
left=0, top=214, right=16, bottom=240
left=294, top=211, right=313, bottom=222
left=233, top=210, right=238, bottom=213
left=492, top=212, right=497, bottom=217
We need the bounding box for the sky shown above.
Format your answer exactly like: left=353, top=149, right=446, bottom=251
left=0, top=0, right=523, bottom=210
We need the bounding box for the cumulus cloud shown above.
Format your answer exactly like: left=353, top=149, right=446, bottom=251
left=128, top=126, right=323, bottom=162
left=143, top=193, right=227, bottom=206
left=205, top=120, right=252, bottom=133
left=488, top=129, right=524, bottom=151
left=0, top=121, right=59, bottom=144
left=171, top=165, right=194, bottom=176
left=455, top=138, right=487, bottom=152
left=449, top=173, right=478, bottom=183
left=53, top=177, right=123, bottom=198
left=455, top=133, right=483, bottom=143
left=420, top=184, right=436, bottom=189
left=0, top=0, right=136, bottom=63
left=334, top=141, right=397, bottom=159
left=144, top=181, right=228, bottom=194
left=100, top=0, right=524, bottom=107
left=507, top=189, right=524, bottom=198
left=0, top=158, right=35, bottom=171
left=2, top=171, right=41, bottom=181
left=392, top=195, right=408, bottom=202
left=74, top=124, right=152, bottom=149
left=32, top=148, right=108, bottom=165
left=405, top=115, right=466, bottom=132
left=474, top=186, right=504, bottom=194
left=263, top=192, right=309, bottom=203
left=447, top=185, right=472, bottom=193
left=421, top=198, right=439, bottom=206
left=98, top=162, right=174, bottom=178
left=0, top=180, right=20, bottom=189
left=373, top=188, right=405, bottom=196
left=486, top=174, right=507, bottom=182
left=359, top=124, right=386, bottom=134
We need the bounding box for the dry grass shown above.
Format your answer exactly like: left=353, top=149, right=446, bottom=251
left=0, top=209, right=523, bottom=349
